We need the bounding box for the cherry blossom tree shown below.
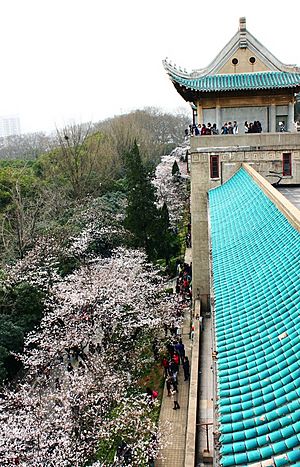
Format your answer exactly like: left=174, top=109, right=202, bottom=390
left=0, top=248, right=180, bottom=466
left=0, top=144, right=189, bottom=466
left=153, top=145, right=190, bottom=227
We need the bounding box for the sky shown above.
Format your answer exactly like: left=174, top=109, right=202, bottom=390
left=1, top=0, right=299, bottom=134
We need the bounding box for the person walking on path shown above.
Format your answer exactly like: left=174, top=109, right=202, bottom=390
left=169, top=360, right=179, bottom=383
left=162, top=356, right=169, bottom=378
left=166, top=376, right=172, bottom=397
left=171, top=377, right=180, bottom=410
left=172, top=351, right=180, bottom=367
left=171, top=381, right=180, bottom=410
left=176, top=339, right=185, bottom=364
left=183, top=356, right=190, bottom=381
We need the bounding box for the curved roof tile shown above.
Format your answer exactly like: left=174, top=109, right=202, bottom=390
left=209, top=168, right=300, bottom=466
left=167, top=71, right=300, bottom=92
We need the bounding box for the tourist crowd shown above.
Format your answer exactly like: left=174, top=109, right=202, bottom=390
left=162, top=261, right=193, bottom=410
left=185, top=119, right=263, bottom=136
left=244, top=120, right=262, bottom=133
left=160, top=327, right=190, bottom=411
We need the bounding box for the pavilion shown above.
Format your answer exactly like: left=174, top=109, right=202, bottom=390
left=163, top=17, right=300, bottom=133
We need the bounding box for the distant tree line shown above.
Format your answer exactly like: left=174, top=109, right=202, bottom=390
left=0, top=107, right=189, bottom=162
left=0, top=107, right=188, bottom=262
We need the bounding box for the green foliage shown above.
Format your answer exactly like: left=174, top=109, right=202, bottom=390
left=124, top=141, right=160, bottom=259
left=97, top=107, right=189, bottom=168
left=168, top=255, right=183, bottom=277
left=0, top=108, right=188, bottom=383
left=0, top=346, right=9, bottom=381
left=0, top=165, right=38, bottom=196
left=124, top=143, right=180, bottom=263
left=96, top=438, right=118, bottom=464
left=0, top=319, right=24, bottom=353
left=155, top=203, right=180, bottom=264
left=0, top=109, right=188, bottom=263
left=0, top=282, right=44, bottom=382
left=6, top=283, right=44, bottom=333
left=0, top=160, right=35, bottom=169
left=0, top=188, right=11, bottom=209
left=57, top=255, right=81, bottom=277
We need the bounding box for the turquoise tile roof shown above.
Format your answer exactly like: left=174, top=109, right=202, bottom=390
left=169, top=71, right=300, bottom=92
left=209, top=168, right=300, bottom=466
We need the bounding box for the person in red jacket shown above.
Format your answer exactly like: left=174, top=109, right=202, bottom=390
left=173, top=352, right=180, bottom=366
left=162, top=356, right=169, bottom=378
left=201, top=124, right=207, bottom=135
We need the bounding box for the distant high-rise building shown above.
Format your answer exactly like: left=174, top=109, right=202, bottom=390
left=0, top=115, right=21, bottom=137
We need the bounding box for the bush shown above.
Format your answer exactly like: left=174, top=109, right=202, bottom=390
left=0, top=282, right=44, bottom=383
left=172, top=160, right=180, bottom=176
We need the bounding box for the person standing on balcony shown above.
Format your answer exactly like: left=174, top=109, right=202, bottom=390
left=211, top=123, right=219, bottom=135
left=221, top=123, right=228, bottom=134
left=228, top=122, right=233, bottom=134
left=206, top=123, right=212, bottom=135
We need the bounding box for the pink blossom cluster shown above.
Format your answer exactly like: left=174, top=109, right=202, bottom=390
left=0, top=247, right=180, bottom=465
left=153, top=145, right=190, bottom=227
left=0, top=146, right=190, bottom=465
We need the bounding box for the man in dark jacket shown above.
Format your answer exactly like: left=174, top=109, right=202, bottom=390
left=183, top=356, right=190, bottom=381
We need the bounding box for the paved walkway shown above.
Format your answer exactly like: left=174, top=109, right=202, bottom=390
left=156, top=248, right=192, bottom=467
left=277, top=186, right=300, bottom=210
left=155, top=304, right=192, bottom=467
left=197, top=316, right=214, bottom=466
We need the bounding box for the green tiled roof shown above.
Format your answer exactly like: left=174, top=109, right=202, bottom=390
left=209, top=169, right=300, bottom=466
left=169, top=71, right=300, bottom=92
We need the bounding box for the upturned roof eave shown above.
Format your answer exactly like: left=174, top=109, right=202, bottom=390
left=169, top=71, right=300, bottom=95
left=176, top=85, right=300, bottom=94
left=170, top=81, right=300, bottom=104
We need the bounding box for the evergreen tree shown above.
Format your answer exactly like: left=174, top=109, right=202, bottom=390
left=172, top=160, right=180, bottom=176
left=124, top=142, right=180, bottom=263
left=123, top=141, right=159, bottom=258
left=156, top=203, right=180, bottom=265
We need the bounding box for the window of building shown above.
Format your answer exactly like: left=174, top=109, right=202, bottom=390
left=210, top=155, right=220, bottom=179
left=283, top=153, right=292, bottom=176
left=232, top=58, right=238, bottom=65
left=249, top=56, right=256, bottom=64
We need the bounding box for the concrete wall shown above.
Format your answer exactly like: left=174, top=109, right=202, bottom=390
left=191, top=132, right=300, bottom=149
left=184, top=300, right=201, bottom=467
left=191, top=157, right=210, bottom=312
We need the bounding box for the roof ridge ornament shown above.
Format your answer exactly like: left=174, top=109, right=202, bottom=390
left=239, top=16, right=247, bottom=48
left=239, top=17, right=246, bottom=32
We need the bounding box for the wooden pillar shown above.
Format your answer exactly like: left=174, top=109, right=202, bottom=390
left=216, top=106, right=221, bottom=132
left=269, top=104, right=276, bottom=132
left=288, top=101, right=295, bottom=132
left=197, top=103, right=203, bottom=125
